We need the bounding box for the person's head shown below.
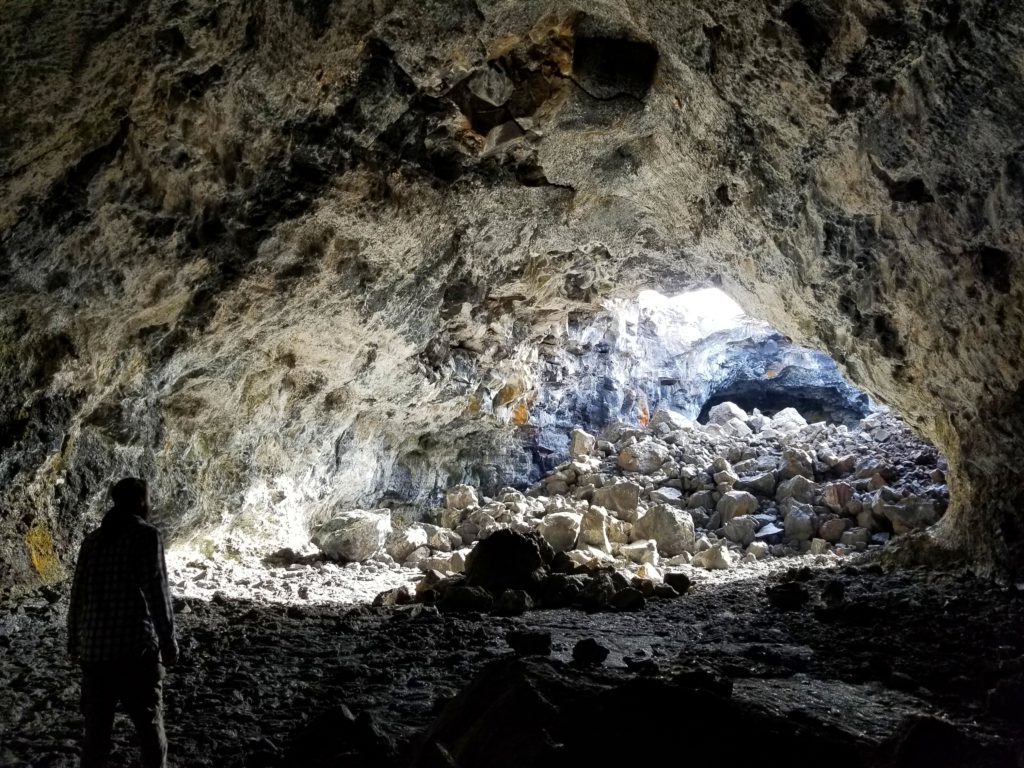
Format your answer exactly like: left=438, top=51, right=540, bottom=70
left=110, top=477, right=149, bottom=518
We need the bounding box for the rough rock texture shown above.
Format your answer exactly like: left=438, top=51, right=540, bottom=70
left=1, top=0, right=1023, bottom=593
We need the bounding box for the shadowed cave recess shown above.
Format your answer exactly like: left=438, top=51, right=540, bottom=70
left=1, top=0, right=1023, bottom=766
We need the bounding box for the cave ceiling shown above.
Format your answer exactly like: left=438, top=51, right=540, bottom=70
left=1, top=0, right=1022, bottom=588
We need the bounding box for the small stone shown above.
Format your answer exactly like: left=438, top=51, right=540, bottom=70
left=573, top=638, right=610, bottom=665
left=610, top=587, right=646, bottom=612
left=778, top=446, right=815, bottom=480
left=746, top=541, right=769, bottom=559
left=494, top=589, right=534, bottom=616
left=663, top=572, right=691, bottom=594
left=809, top=538, right=830, bottom=555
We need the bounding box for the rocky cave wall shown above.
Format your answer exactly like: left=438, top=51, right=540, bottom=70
left=1, top=0, right=1022, bottom=593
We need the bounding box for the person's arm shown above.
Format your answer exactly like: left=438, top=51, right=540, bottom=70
left=67, top=543, right=86, bottom=662
left=143, top=529, right=178, bottom=665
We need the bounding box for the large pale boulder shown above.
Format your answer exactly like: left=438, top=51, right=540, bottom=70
left=621, top=539, right=659, bottom=565
left=312, top=509, right=392, bottom=562
left=708, top=401, right=748, bottom=425
left=632, top=505, right=695, bottom=556
left=570, top=428, right=597, bottom=458
left=691, top=541, right=734, bottom=570
left=579, top=506, right=611, bottom=552
left=537, top=512, right=582, bottom=552
left=618, top=439, right=671, bottom=474
left=716, top=490, right=759, bottom=523
left=771, top=408, right=808, bottom=433
left=649, top=408, right=694, bottom=432
left=591, top=480, right=641, bottom=518
left=385, top=525, right=429, bottom=563
left=446, top=484, right=479, bottom=511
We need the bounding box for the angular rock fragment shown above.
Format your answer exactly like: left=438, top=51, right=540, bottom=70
left=632, top=504, right=695, bottom=556
left=312, top=509, right=392, bottom=562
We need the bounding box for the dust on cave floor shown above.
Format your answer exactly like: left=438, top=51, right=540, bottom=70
left=2, top=556, right=1023, bottom=768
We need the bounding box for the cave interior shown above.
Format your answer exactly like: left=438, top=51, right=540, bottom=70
left=1, top=0, right=1023, bottom=766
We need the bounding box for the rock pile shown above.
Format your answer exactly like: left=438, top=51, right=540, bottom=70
left=312, top=404, right=948, bottom=601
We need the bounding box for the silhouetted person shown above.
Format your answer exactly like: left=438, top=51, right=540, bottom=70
left=67, top=477, right=178, bottom=768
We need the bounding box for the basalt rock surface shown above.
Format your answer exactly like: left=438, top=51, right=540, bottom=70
left=1, top=0, right=1023, bottom=595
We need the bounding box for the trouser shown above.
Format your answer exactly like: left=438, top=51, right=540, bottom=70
left=80, top=652, right=167, bottom=768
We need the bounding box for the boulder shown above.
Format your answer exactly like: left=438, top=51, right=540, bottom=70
left=579, top=507, right=611, bottom=552
left=721, top=417, right=753, bottom=438
left=385, top=526, right=429, bottom=563
left=649, top=408, right=694, bottom=432
left=649, top=486, right=684, bottom=506
left=771, top=407, right=807, bottom=433
left=778, top=447, right=815, bottom=480
left=783, top=507, right=817, bottom=542
left=421, top=523, right=464, bottom=552
left=736, top=471, right=776, bottom=496
left=708, top=401, right=748, bottom=425
left=591, top=480, right=642, bottom=519
left=691, top=541, right=734, bottom=570
left=819, top=517, right=850, bottom=543
left=621, top=539, right=659, bottom=565
left=746, top=541, right=769, bottom=559
left=618, top=439, right=671, bottom=474
left=840, top=527, right=871, bottom=547
left=776, top=475, right=816, bottom=504
left=632, top=505, right=695, bottom=556
left=464, top=529, right=546, bottom=593
left=312, top=509, right=392, bottom=562
left=882, top=497, right=939, bottom=534
left=822, top=482, right=855, bottom=513
left=495, top=589, right=534, bottom=616
left=446, top=484, right=479, bottom=511
left=569, top=428, right=597, bottom=458
left=723, top=515, right=758, bottom=547
left=537, top=512, right=582, bottom=553
left=716, top=490, right=759, bottom=523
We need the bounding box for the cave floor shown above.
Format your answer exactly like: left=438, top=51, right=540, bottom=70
left=2, top=559, right=1022, bottom=767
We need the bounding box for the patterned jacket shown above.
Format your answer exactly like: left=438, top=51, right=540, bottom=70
left=67, top=510, right=177, bottom=664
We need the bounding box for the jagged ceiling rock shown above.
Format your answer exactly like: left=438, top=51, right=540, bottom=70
left=1, top=0, right=1022, bottom=591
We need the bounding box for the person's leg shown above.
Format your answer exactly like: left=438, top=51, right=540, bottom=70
left=80, top=664, right=117, bottom=768
left=122, top=655, right=167, bottom=768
